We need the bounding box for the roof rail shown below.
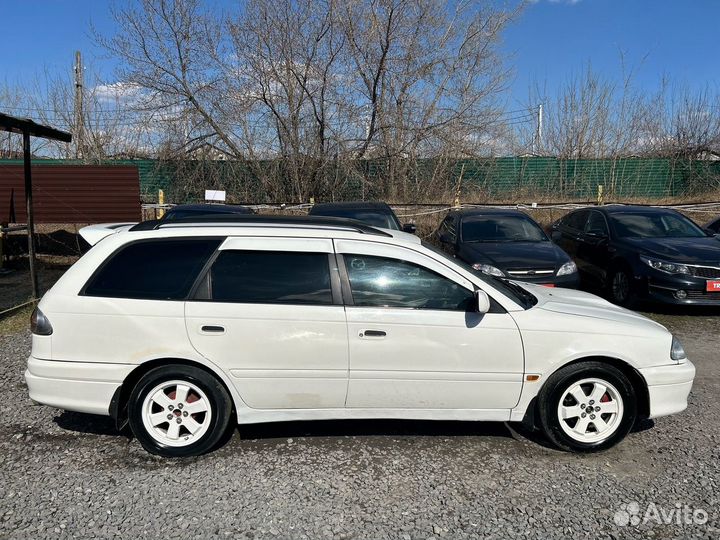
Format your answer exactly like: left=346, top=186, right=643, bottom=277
left=128, top=214, right=394, bottom=237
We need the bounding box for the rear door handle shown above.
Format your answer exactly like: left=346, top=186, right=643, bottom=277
left=201, top=325, right=225, bottom=334
left=360, top=330, right=386, bottom=338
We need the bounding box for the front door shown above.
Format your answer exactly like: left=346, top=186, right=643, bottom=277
left=185, top=237, right=349, bottom=409
left=335, top=239, right=524, bottom=410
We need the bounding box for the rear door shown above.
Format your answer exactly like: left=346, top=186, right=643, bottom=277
left=577, top=210, right=612, bottom=286
left=185, top=237, right=349, bottom=409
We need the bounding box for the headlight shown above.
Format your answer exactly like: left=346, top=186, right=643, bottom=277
left=670, top=336, right=687, bottom=361
left=640, top=256, right=690, bottom=275
left=472, top=263, right=504, bottom=277
left=557, top=261, right=577, bottom=276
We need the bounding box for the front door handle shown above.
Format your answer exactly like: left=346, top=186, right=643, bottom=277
left=360, top=330, right=386, bottom=338
left=201, top=325, right=225, bottom=334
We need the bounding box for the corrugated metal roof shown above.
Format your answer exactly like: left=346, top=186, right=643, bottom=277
left=0, top=164, right=141, bottom=223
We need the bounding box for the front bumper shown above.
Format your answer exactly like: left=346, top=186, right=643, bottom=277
left=25, top=356, right=134, bottom=416
left=638, top=360, right=696, bottom=419
left=638, top=272, right=720, bottom=305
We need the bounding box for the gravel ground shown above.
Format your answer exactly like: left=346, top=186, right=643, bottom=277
left=1, top=309, right=719, bottom=540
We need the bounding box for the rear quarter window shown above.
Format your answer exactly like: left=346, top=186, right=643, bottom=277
left=83, top=238, right=221, bottom=300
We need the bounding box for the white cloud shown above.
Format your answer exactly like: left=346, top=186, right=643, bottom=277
left=93, top=82, right=143, bottom=103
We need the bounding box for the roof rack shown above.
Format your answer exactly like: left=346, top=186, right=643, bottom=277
left=128, top=214, right=394, bottom=237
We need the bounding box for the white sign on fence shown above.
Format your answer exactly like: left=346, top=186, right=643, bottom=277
left=205, top=190, right=226, bottom=202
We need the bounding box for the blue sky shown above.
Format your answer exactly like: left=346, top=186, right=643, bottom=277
left=0, top=0, right=718, bottom=106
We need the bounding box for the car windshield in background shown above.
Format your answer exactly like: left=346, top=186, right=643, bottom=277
left=421, top=241, right=537, bottom=309
left=461, top=216, right=548, bottom=243
left=611, top=213, right=706, bottom=238
left=313, top=209, right=400, bottom=230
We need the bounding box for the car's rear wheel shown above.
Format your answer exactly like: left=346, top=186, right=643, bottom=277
left=608, top=266, right=635, bottom=306
left=127, top=365, right=232, bottom=457
left=538, top=362, right=637, bottom=452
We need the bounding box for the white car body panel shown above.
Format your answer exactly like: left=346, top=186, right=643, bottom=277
left=26, top=223, right=695, bottom=431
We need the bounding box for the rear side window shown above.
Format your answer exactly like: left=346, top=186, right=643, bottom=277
left=84, top=238, right=221, bottom=300
left=208, top=251, right=332, bottom=305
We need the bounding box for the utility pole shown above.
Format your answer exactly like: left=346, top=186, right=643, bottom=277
left=73, top=51, right=84, bottom=159
left=536, top=103, right=543, bottom=154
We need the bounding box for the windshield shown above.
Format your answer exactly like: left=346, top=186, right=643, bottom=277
left=461, top=215, right=548, bottom=242
left=421, top=241, right=537, bottom=309
left=610, top=212, right=707, bottom=238
left=311, top=208, right=400, bottom=230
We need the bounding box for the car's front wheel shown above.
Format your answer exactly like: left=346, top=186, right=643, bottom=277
left=127, top=364, right=233, bottom=457
left=538, top=362, right=637, bottom=452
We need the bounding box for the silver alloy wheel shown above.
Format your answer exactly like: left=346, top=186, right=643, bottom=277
left=141, top=380, right=212, bottom=447
left=612, top=271, right=630, bottom=302
left=557, top=378, right=624, bottom=444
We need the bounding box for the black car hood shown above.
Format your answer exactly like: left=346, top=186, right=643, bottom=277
left=459, top=241, right=569, bottom=269
left=622, top=237, right=720, bottom=265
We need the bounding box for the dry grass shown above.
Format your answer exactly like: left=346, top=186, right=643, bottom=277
left=0, top=306, right=32, bottom=337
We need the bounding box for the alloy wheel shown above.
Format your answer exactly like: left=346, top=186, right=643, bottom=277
left=557, top=377, right=624, bottom=444
left=141, top=379, right=212, bottom=447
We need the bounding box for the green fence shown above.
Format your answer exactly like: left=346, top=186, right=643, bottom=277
left=3, top=157, right=719, bottom=203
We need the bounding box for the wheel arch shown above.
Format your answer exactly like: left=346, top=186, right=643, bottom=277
left=524, top=355, right=650, bottom=428
left=109, top=357, right=241, bottom=431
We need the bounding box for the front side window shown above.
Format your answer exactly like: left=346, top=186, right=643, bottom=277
left=344, top=254, right=474, bottom=311
left=208, top=251, right=332, bottom=304
left=585, top=212, right=609, bottom=236
left=84, top=238, right=221, bottom=300
left=563, top=210, right=589, bottom=231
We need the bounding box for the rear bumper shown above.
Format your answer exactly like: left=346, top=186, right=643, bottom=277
left=638, top=360, right=696, bottom=419
left=25, top=356, right=134, bottom=416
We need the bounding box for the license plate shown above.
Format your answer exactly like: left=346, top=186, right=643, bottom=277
left=541, top=284, right=555, bottom=288
left=707, top=281, right=720, bottom=292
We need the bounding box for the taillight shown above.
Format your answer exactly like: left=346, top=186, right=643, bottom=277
left=30, top=307, right=53, bottom=336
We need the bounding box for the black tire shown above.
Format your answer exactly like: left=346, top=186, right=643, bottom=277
left=608, top=265, right=636, bottom=307
left=127, top=364, right=233, bottom=457
left=538, top=361, right=637, bottom=452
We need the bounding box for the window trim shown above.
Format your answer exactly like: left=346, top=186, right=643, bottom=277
left=190, top=249, right=343, bottom=307
left=80, top=236, right=224, bottom=301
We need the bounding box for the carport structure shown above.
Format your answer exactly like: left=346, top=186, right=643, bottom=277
left=0, top=113, right=72, bottom=299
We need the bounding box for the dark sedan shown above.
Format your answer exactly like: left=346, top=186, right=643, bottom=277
left=162, top=203, right=254, bottom=220
left=551, top=205, right=720, bottom=306
left=436, top=209, right=579, bottom=288
left=704, top=215, right=720, bottom=235
left=308, top=201, right=416, bottom=233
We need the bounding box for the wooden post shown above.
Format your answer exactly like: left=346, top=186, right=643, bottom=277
left=23, top=131, right=39, bottom=299
left=158, top=189, right=165, bottom=219
left=597, top=184, right=604, bottom=206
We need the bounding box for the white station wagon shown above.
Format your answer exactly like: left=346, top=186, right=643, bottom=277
left=25, top=216, right=695, bottom=457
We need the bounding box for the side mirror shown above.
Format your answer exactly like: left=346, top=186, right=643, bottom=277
left=402, top=223, right=417, bottom=234
left=703, top=227, right=717, bottom=237
left=438, top=232, right=453, bottom=244
left=475, top=290, right=490, bottom=314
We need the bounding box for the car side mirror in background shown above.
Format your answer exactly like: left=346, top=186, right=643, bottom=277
left=402, top=223, right=417, bottom=234
left=475, top=290, right=490, bottom=314
left=703, top=227, right=717, bottom=237
left=438, top=232, right=453, bottom=244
